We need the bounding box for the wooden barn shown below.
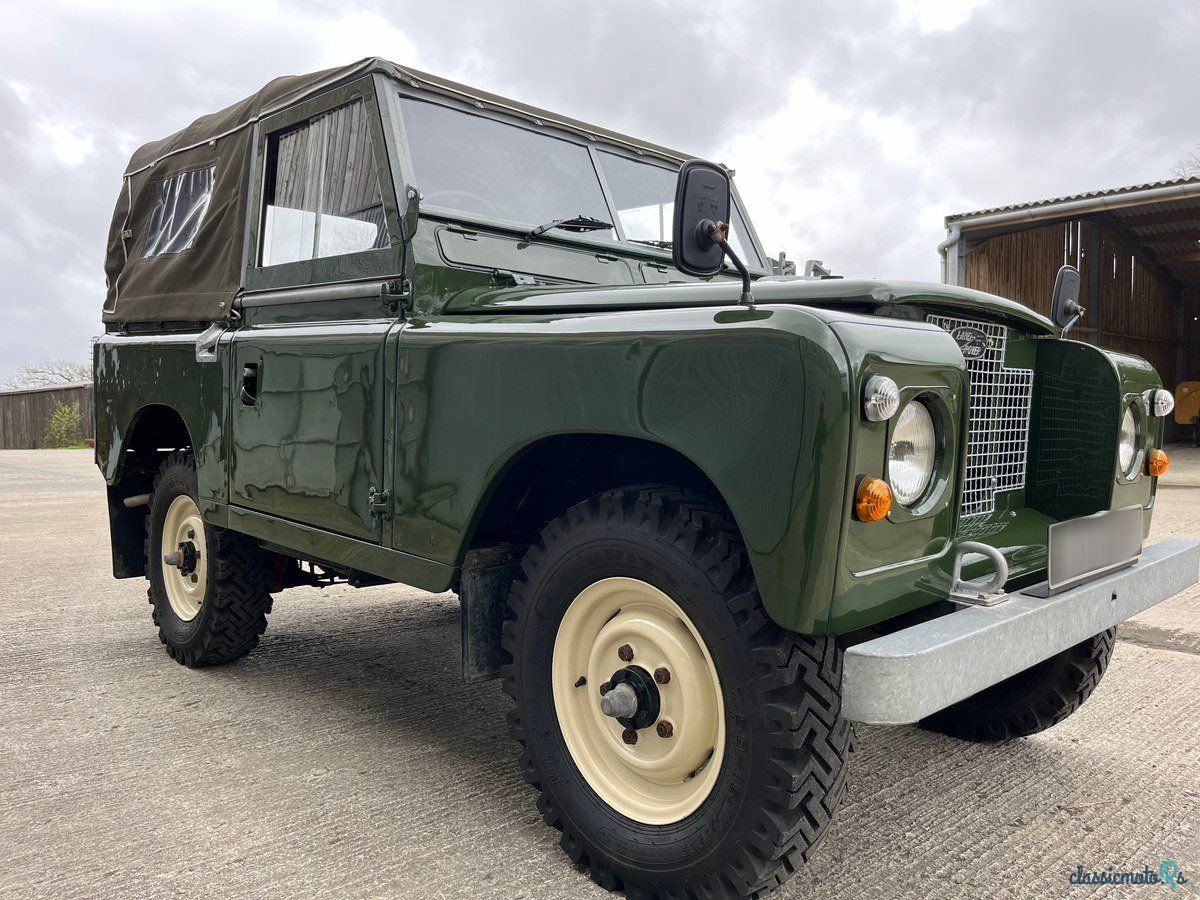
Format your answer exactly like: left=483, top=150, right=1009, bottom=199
left=940, top=178, right=1200, bottom=396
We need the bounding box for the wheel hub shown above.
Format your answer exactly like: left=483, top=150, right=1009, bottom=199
left=599, top=666, right=661, bottom=731
left=169, top=539, right=200, bottom=576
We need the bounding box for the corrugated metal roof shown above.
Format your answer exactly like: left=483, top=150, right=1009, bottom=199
left=945, top=176, right=1200, bottom=288
left=948, top=176, right=1200, bottom=222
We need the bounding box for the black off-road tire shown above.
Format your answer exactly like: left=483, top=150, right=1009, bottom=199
left=145, top=451, right=275, bottom=667
left=502, top=486, right=852, bottom=899
left=919, top=628, right=1117, bottom=742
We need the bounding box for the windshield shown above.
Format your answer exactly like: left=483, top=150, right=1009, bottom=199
left=398, top=96, right=763, bottom=268
left=400, top=98, right=614, bottom=238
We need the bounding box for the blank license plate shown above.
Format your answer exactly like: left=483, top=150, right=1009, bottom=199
left=1045, top=505, right=1144, bottom=595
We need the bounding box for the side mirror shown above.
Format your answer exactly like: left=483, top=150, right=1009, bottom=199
left=671, top=160, right=754, bottom=305
left=1051, top=264, right=1085, bottom=335
left=672, top=160, right=732, bottom=277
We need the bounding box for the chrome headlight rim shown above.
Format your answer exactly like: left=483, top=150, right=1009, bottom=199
left=1118, top=403, right=1143, bottom=479
left=887, top=397, right=939, bottom=507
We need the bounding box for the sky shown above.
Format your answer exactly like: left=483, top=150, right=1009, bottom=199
left=1, top=0, right=1198, bottom=382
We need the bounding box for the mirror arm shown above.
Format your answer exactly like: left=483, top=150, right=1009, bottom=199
left=716, top=237, right=754, bottom=307
left=701, top=219, right=754, bottom=307
left=1060, top=302, right=1085, bottom=338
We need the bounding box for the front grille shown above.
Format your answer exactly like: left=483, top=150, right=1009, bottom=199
left=928, top=315, right=1033, bottom=517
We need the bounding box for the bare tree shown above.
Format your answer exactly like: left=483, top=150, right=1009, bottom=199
left=1172, top=144, right=1200, bottom=179
left=3, top=360, right=92, bottom=389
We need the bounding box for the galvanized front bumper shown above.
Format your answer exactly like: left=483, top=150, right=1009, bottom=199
left=842, top=539, right=1200, bottom=725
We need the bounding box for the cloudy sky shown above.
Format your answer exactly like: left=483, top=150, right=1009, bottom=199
left=1, top=0, right=1198, bottom=382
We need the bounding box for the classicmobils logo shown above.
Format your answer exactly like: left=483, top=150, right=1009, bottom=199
left=1068, top=860, right=1187, bottom=889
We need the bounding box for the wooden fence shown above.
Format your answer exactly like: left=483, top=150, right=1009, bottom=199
left=963, top=220, right=1185, bottom=388
left=0, top=382, right=94, bottom=449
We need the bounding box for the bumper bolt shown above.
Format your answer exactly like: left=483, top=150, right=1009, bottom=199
left=653, top=667, right=670, bottom=684
left=656, top=721, right=674, bottom=739
left=618, top=644, right=634, bottom=662
left=622, top=728, right=638, bottom=745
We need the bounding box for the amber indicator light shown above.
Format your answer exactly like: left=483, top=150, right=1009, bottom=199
left=1148, top=448, right=1169, bottom=477
left=855, top=476, right=893, bottom=522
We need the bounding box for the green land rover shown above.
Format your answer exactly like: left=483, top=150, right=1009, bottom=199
left=95, top=57, right=1198, bottom=898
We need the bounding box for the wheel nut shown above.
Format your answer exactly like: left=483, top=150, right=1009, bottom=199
left=622, top=728, right=638, bottom=745
left=654, top=667, right=671, bottom=684
left=656, top=721, right=674, bottom=739
left=618, top=644, right=634, bottom=662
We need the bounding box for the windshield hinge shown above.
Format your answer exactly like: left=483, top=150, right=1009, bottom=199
left=381, top=279, right=412, bottom=317
left=368, top=486, right=392, bottom=519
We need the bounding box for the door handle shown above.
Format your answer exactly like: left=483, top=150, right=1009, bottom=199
left=240, top=363, right=259, bottom=406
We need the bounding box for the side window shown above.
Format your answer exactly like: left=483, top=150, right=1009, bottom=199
left=143, top=166, right=215, bottom=257
left=260, top=100, right=389, bottom=267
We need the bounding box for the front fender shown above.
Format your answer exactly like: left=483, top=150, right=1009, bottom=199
left=395, top=304, right=852, bottom=632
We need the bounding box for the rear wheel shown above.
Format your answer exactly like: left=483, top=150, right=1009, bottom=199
left=145, top=452, right=275, bottom=667
left=503, top=486, right=851, bottom=898
left=919, top=628, right=1117, bottom=742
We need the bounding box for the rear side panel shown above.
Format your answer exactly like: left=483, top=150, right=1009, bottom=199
left=93, top=331, right=229, bottom=502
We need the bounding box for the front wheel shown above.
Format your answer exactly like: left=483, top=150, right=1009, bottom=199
left=503, top=486, right=851, bottom=898
left=145, top=451, right=275, bottom=667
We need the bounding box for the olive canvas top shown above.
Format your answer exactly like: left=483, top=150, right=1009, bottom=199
left=102, top=57, right=691, bottom=325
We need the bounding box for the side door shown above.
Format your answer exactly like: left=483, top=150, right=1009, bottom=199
left=231, top=77, right=404, bottom=542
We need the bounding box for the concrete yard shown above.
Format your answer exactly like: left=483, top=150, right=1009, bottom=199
left=2, top=449, right=1198, bottom=899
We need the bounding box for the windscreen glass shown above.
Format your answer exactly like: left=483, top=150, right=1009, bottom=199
left=398, top=94, right=763, bottom=267
left=400, top=98, right=613, bottom=236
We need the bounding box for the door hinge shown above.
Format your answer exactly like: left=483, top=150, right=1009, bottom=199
left=368, top=486, right=392, bottom=518
left=381, top=279, right=412, bottom=316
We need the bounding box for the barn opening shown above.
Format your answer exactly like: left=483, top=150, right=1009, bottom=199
left=940, top=178, right=1200, bottom=435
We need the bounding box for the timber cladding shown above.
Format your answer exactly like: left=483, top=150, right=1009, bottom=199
left=964, top=220, right=1183, bottom=388
left=0, top=382, right=94, bottom=449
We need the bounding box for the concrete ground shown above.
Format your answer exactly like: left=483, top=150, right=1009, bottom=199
left=1, top=450, right=1198, bottom=900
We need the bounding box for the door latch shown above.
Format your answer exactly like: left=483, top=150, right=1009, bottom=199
left=368, top=486, right=392, bottom=519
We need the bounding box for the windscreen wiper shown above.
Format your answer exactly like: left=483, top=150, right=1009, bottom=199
left=525, top=215, right=614, bottom=241
left=628, top=238, right=673, bottom=249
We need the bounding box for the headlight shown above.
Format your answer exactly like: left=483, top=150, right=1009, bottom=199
left=889, top=400, right=936, bottom=505
left=1118, top=405, right=1141, bottom=476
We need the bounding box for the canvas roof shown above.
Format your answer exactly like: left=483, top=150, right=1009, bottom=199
left=104, top=57, right=695, bottom=325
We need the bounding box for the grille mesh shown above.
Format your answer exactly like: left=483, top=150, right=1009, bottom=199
left=928, top=315, right=1033, bottom=517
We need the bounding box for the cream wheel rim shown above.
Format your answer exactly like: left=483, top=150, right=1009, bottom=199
left=551, top=577, right=725, bottom=825
left=161, top=494, right=207, bottom=622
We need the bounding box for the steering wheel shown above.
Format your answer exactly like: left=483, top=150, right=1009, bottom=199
left=422, top=189, right=502, bottom=219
